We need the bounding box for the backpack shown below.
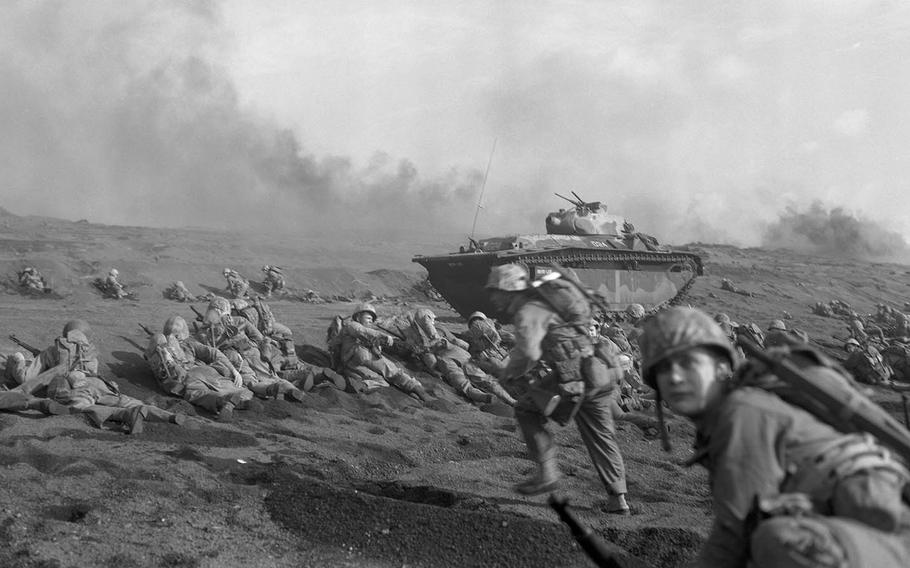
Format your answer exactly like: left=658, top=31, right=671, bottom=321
left=736, top=345, right=910, bottom=466
left=532, top=277, right=591, bottom=331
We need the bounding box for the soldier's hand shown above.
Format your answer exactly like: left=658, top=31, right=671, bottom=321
left=385, top=335, right=395, bottom=348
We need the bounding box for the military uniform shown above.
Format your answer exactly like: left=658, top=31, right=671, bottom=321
left=640, top=307, right=910, bottom=568
left=261, top=265, right=285, bottom=297
left=336, top=304, right=429, bottom=401
left=223, top=269, right=249, bottom=299
left=146, top=317, right=253, bottom=418
left=487, top=265, right=629, bottom=509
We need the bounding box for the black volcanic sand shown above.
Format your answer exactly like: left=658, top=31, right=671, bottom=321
left=0, top=211, right=909, bottom=567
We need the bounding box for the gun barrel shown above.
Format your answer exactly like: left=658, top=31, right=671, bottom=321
left=8, top=334, right=41, bottom=356
left=548, top=494, right=625, bottom=568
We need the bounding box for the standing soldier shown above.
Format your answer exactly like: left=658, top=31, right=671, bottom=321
left=639, top=307, right=910, bottom=567
left=335, top=303, right=430, bottom=401
left=485, top=265, right=631, bottom=514
left=261, top=265, right=285, bottom=297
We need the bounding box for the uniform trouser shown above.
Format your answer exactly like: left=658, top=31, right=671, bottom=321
left=53, top=389, right=177, bottom=424
left=750, top=513, right=910, bottom=568
left=181, top=367, right=252, bottom=413
left=464, top=362, right=516, bottom=404
left=429, top=356, right=490, bottom=402
left=344, top=354, right=422, bottom=395
left=0, top=391, right=37, bottom=411
left=11, top=363, right=69, bottom=395
left=515, top=385, right=627, bottom=496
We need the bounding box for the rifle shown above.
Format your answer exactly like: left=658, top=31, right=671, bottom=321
left=738, top=338, right=910, bottom=466
left=549, top=494, right=628, bottom=568
left=9, top=334, right=41, bottom=357
left=190, top=305, right=206, bottom=322
left=138, top=323, right=155, bottom=337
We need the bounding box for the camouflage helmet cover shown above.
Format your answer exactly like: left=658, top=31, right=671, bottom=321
left=353, top=303, right=377, bottom=319
left=163, top=315, right=189, bottom=339
left=639, top=307, right=735, bottom=390
left=485, top=264, right=529, bottom=292
left=626, top=304, right=646, bottom=319
left=768, top=319, right=787, bottom=331
left=209, top=297, right=232, bottom=316
left=844, top=337, right=861, bottom=349
left=109, top=268, right=119, bottom=277
left=467, top=311, right=487, bottom=324
left=62, top=319, right=91, bottom=337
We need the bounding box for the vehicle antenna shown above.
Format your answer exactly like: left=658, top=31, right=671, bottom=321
left=470, top=138, right=497, bottom=240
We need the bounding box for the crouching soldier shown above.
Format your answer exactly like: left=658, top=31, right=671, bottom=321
left=335, top=303, right=430, bottom=401
left=201, top=299, right=305, bottom=402
left=164, top=281, right=203, bottom=302
left=261, top=265, right=285, bottom=297
left=223, top=268, right=249, bottom=299
left=146, top=316, right=253, bottom=420
left=639, top=307, right=910, bottom=567
left=8, top=320, right=183, bottom=432
left=485, top=265, right=631, bottom=514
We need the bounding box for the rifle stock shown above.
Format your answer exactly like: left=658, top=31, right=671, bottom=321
left=548, top=494, right=627, bottom=568
left=738, top=337, right=910, bottom=466
left=190, top=305, right=205, bottom=322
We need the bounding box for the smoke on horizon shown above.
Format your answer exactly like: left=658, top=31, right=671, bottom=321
left=761, top=201, right=910, bottom=262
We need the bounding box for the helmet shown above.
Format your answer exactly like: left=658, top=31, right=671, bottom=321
left=768, top=320, right=787, bottom=331
left=62, top=319, right=91, bottom=337
left=714, top=313, right=731, bottom=325
left=467, top=311, right=487, bottom=324
left=414, top=308, right=436, bottom=321
left=485, top=264, right=529, bottom=291
left=175, top=280, right=185, bottom=288
left=232, top=299, right=249, bottom=311
left=353, top=303, right=377, bottom=320
left=626, top=304, right=646, bottom=320
left=146, top=332, right=168, bottom=355
left=109, top=268, right=119, bottom=277
left=844, top=338, right=861, bottom=349
left=262, top=265, right=270, bottom=272
left=163, top=316, right=189, bottom=340
left=209, top=297, right=232, bottom=316
left=223, top=268, right=231, bottom=276
left=639, top=307, right=735, bottom=389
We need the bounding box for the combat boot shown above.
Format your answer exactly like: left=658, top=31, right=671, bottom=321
left=514, top=458, right=561, bottom=496
left=463, top=387, right=494, bottom=405
left=603, top=493, right=631, bottom=515
left=284, top=387, right=306, bottom=402
left=411, top=383, right=431, bottom=403
left=217, top=402, right=236, bottom=422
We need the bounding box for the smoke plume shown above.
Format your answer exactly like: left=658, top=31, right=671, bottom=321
left=762, top=201, right=910, bottom=261
left=0, top=1, right=483, bottom=240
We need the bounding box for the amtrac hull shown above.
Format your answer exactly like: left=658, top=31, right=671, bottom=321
left=413, top=233, right=703, bottom=319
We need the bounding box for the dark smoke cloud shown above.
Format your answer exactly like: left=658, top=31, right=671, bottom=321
left=0, top=1, right=484, bottom=241
left=761, top=201, right=910, bottom=261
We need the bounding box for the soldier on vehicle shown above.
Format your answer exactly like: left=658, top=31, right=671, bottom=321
left=639, top=306, right=910, bottom=568
left=261, top=265, right=285, bottom=297
left=332, top=303, right=430, bottom=401
left=145, top=315, right=253, bottom=421
left=223, top=268, right=249, bottom=299
left=486, top=264, right=631, bottom=514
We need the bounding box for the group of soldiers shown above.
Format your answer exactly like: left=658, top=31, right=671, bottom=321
left=13, top=264, right=287, bottom=301
left=4, top=259, right=910, bottom=567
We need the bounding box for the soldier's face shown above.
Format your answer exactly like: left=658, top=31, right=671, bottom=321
left=355, top=313, right=375, bottom=325
left=654, top=347, right=725, bottom=418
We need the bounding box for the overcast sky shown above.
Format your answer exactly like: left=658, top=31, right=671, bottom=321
left=3, top=1, right=909, bottom=246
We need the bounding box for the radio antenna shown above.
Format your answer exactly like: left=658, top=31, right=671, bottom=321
left=470, top=138, right=497, bottom=239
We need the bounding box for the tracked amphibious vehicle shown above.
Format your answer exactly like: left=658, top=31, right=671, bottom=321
left=412, top=193, right=703, bottom=319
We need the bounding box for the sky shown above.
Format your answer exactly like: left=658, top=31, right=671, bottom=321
left=2, top=0, right=910, bottom=251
